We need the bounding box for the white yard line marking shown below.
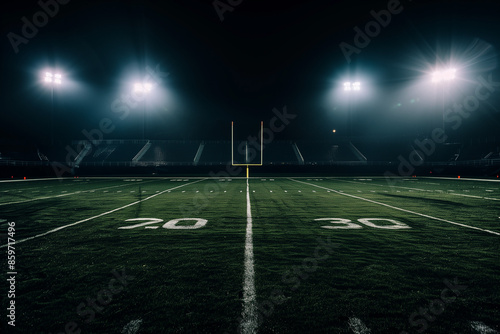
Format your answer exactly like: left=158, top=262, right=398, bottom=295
left=348, top=317, right=372, bottom=334
left=0, top=177, right=69, bottom=183
left=334, top=178, right=500, bottom=202
left=332, top=178, right=430, bottom=192
left=470, top=321, right=499, bottom=334
left=240, top=178, right=257, bottom=334
left=0, top=179, right=206, bottom=248
left=290, top=179, right=500, bottom=236
left=449, top=193, right=500, bottom=201
left=421, top=177, right=500, bottom=183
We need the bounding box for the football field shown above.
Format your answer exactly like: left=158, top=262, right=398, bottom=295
left=1, top=176, right=499, bottom=333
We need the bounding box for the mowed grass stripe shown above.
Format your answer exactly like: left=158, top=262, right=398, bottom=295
left=0, top=177, right=117, bottom=193
left=290, top=178, right=500, bottom=236
left=0, top=179, right=207, bottom=248
left=10, top=179, right=247, bottom=333
left=250, top=180, right=498, bottom=332
left=334, top=177, right=500, bottom=197
left=323, top=177, right=500, bottom=231
left=0, top=179, right=159, bottom=206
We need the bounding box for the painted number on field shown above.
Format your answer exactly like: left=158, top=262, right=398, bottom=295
left=314, top=218, right=363, bottom=229
left=118, top=218, right=207, bottom=230
left=162, top=218, right=207, bottom=230
left=316, top=218, right=411, bottom=230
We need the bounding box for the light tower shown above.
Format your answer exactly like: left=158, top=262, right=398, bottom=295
left=134, top=82, right=153, bottom=140
left=431, top=67, right=456, bottom=135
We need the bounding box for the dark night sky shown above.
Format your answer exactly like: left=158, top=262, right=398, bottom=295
left=1, top=0, right=500, bottom=142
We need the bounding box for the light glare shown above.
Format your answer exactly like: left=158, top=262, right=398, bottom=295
left=44, top=71, right=62, bottom=85
left=431, top=68, right=456, bottom=83
left=344, top=81, right=361, bottom=91
left=134, top=82, right=153, bottom=93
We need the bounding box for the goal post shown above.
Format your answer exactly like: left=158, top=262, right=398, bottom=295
left=231, top=121, right=264, bottom=178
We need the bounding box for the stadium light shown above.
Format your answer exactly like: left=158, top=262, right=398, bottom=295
left=134, top=82, right=153, bottom=93
left=344, top=81, right=361, bottom=91
left=431, top=68, right=456, bottom=83
left=44, top=72, right=62, bottom=85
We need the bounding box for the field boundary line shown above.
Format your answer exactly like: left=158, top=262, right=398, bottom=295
left=0, top=180, right=158, bottom=207
left=240, top=178, right=257, bottom=334
left=289, top=179, right=500, bottom=236
left=330, top=178, right=500, bottom=202
left=0, top=177, right=69, bottom=183
left=0, top=179, right=207, bottom=248
left=420, top=177, right=500, bottom=183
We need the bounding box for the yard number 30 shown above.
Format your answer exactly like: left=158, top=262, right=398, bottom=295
left=315, top=218, right=411, bottom=230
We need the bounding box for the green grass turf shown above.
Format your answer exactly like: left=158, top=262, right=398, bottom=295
left=0, top=176, right=499, bottom=333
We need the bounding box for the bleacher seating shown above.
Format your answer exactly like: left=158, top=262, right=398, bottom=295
left=199, top=142, right=231, bottom=164
left=1, top=139, right=499, bottom=166
left=263, top=142, right=297, bottom=164
left=297, top=142, right=359, bottom=163
left=140, top=141, right=199, bottom=163
left=0, top=142, right=41, bottom=161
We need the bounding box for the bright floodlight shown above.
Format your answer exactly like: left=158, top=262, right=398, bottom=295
left=134, top=82, right=153, bottom=93
left=44, top=72, right=62, bottom=85
left=431, top=68, right=456, bottom=83
left=344, top=81, right=361, bottom=91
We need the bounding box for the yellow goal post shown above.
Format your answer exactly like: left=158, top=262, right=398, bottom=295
left=231, top=121, right=264, bottom=178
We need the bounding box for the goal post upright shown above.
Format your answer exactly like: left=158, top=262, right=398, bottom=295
left=231, top=121, right=264, bottom=178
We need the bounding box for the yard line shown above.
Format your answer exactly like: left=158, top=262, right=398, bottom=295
left=0, top=180, right=156, bottom=207
left=340, top=178, right=500, bottom=202
left=240, top=178, right=257, bottom=334
left=331, top=178, right=429, bottom=192
left=449, top=193, right=500, bottom=201
left=290, top=179, right=500, bottom=237
left=333, top=178, right=500, bottom=201
left=0, top=179, right=207, bottom=248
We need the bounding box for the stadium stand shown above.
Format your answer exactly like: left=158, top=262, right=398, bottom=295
left=262, top=142, right=297, bottom=164
left=198, top=141, right=231, bottom=165
left=1, top=138, right=499, bottom=178
left=0, top=141, right=41, bottom=161
left=139, top=141, right=199, bottom=164
left=297, top=141, right=360, bottom=163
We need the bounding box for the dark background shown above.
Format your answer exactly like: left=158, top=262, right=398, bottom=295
left=1, top=0, right=499, bottom=142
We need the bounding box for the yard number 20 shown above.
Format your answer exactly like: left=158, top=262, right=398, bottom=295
left=118, top=218, right=207, bottom=230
